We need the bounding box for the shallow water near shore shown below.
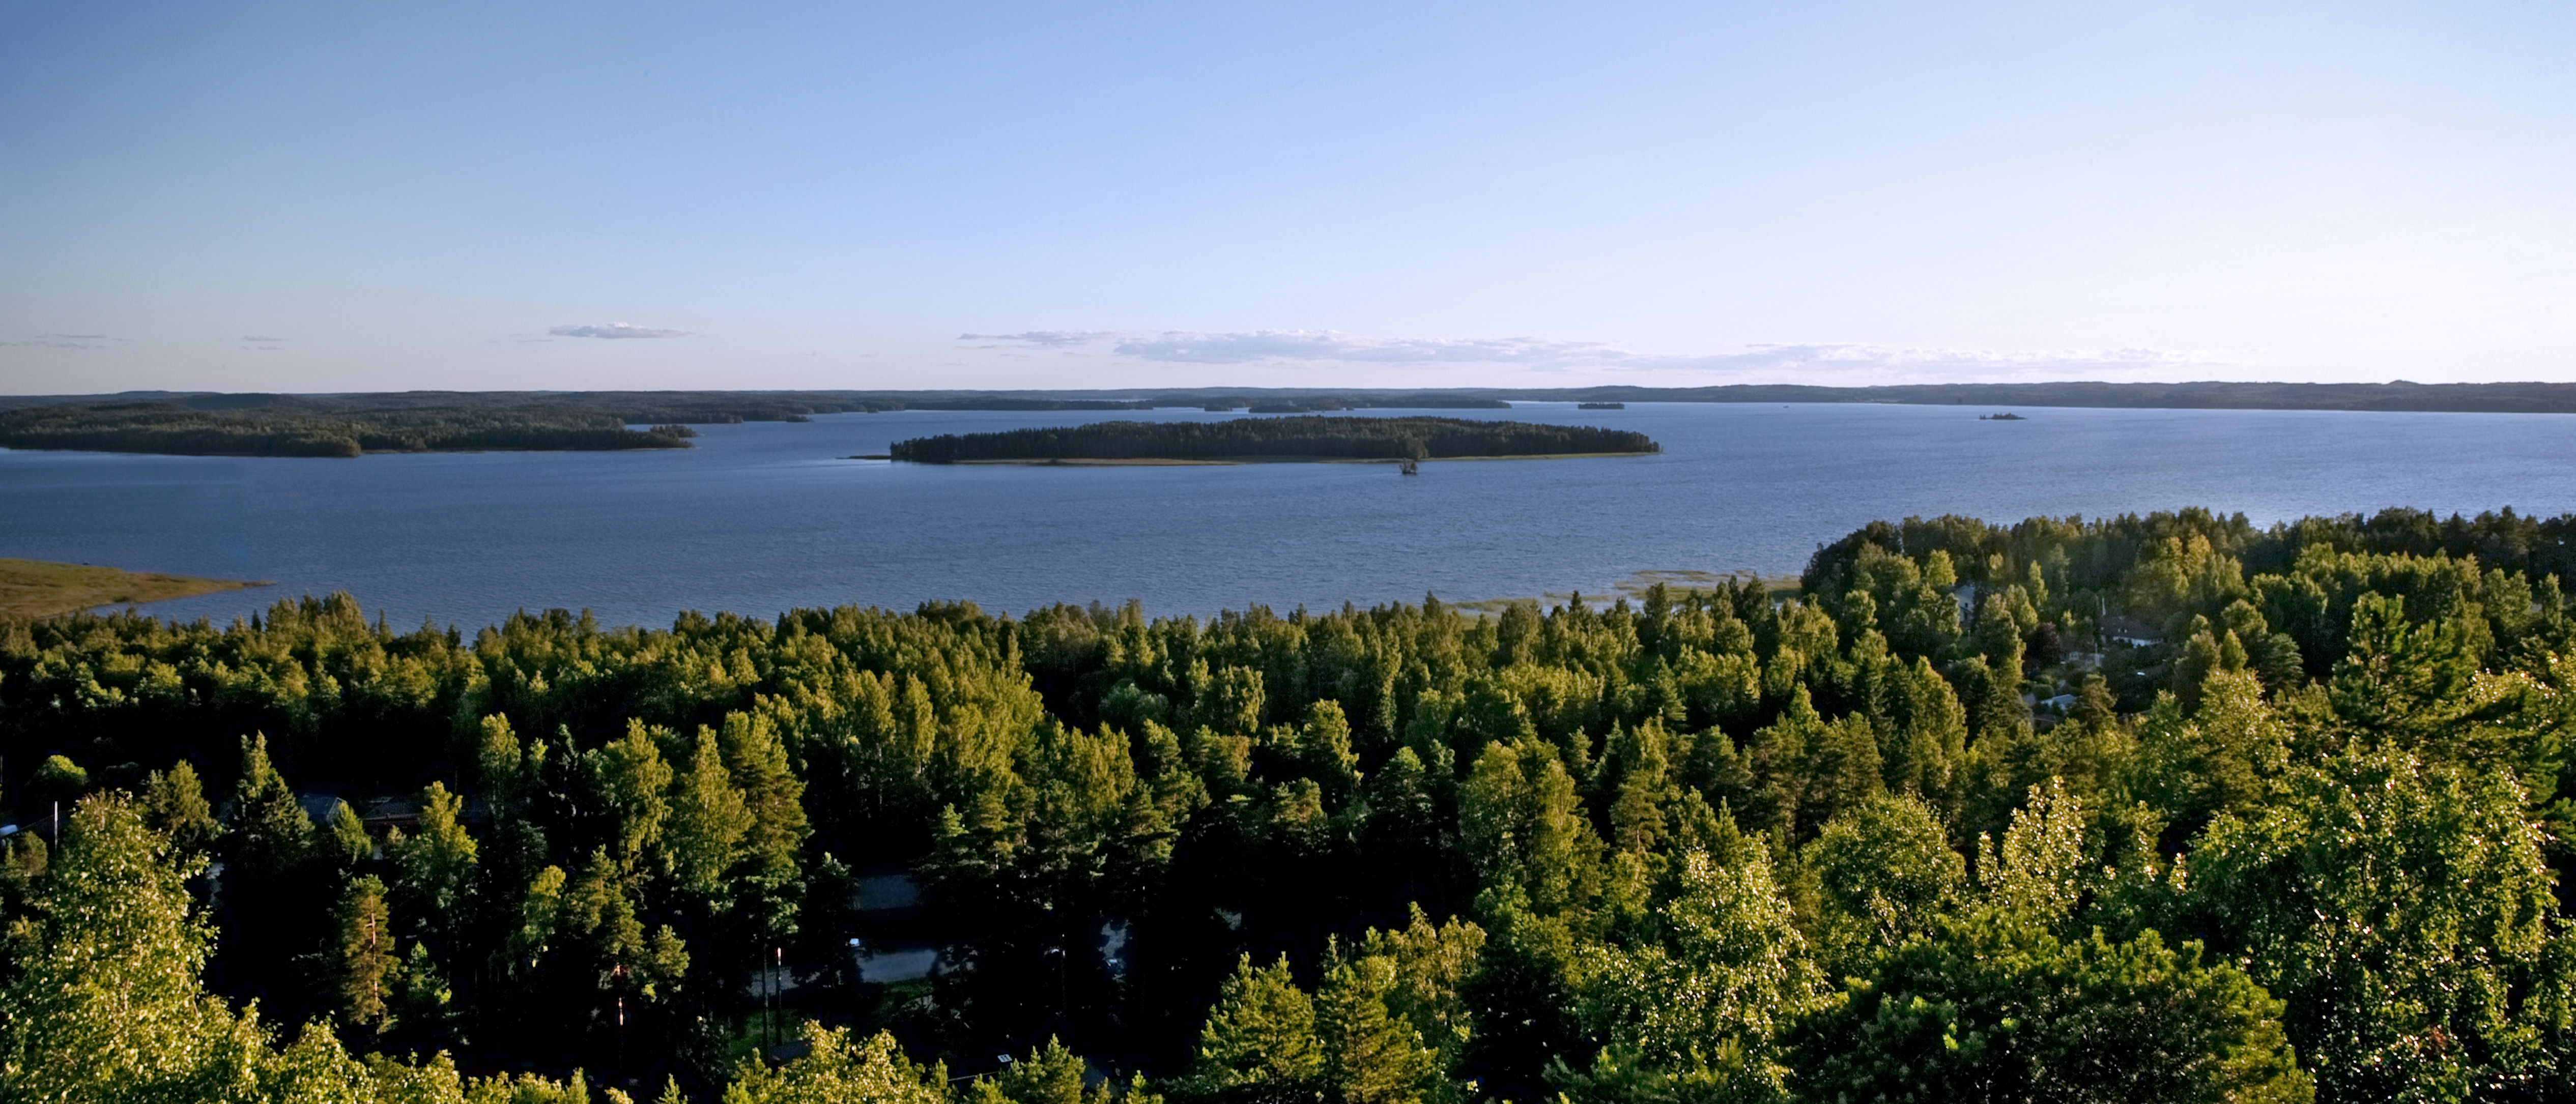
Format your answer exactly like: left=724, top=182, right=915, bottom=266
left=4, top=402, right=2573, bottom=629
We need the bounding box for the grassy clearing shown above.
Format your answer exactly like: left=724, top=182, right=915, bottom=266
left=0, top=558, right=265, bottom=619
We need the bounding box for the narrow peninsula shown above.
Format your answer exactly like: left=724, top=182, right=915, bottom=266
left=0, top=558, right=265, bottom=619
left=888, top=415, right=1659, bottom=463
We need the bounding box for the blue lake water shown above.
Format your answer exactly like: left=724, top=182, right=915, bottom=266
left=4, top=402, right=2573, bottom=630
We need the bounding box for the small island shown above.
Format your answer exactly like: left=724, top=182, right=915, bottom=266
left=888, top=415, right=1660, bottom=464
left=1577, top=401, right=1626, bottom=410
left=1980, top=412, right=2027, bottom=420
left=0, top=558, right=265, bottom=619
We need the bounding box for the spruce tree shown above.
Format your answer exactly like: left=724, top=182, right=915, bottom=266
left=221, top=734, right=323, bottom=1011
left=141, top=760, right=221, bottom=858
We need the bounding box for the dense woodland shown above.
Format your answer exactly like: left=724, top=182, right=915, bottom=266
left=3, top=506, right=2573, bottom=1102
left=888, top=418, right=1658, bottom=463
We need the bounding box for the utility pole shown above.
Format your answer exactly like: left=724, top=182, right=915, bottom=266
left=612, top=964, right=628, bottom=1075
left=1044, top=944, right=1067, bottom=1035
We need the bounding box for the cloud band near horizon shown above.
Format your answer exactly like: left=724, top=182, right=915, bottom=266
left=961, top=329, right=2224, bottom=379
left=552, top=323, right=694, bottom=339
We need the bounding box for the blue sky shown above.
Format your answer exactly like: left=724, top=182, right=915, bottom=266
left=2, top=0, right=2567, bottom=393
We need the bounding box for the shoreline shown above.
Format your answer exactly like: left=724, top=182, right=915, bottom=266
left=922, top=450, right=1661, bottom=467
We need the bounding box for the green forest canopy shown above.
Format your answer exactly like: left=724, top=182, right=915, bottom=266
left=3, top=504, right=2573, bottom=1102
left=888, top=417, right=1659, bottom=462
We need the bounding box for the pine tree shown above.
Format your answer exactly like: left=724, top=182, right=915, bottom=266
left=1317, top=952, right=1441, bottom=1104
left=719, top=710, right=810, bottom=948
left=665, top=726, right=752, bottom=900
left=323, top=798, right=371, bottom=874
left=1604, top=722, right=1677, bottom=855
left=1457, top=740, right=1602, bottom=916
left=719, top=710, right=809, bottom=881
left=1564, top=849, right=1827, bottom=1101
left=1194, top=954, right=1324, bottom=1097
left=390, top=781, right=479, bottom=947
left=1884, top=656, right=1966, bottom=806
left=724, top=1024, right=952, bottom=1104
left=337, top=874, right=395, bottom=1032
left=1356, top=907, right=1485, bottom=1070
left=563, top=847, right=691, bottom=1005
left=592, top=719, right=675, bottom=874
left=974, top=1037, right=1109, bottom=1104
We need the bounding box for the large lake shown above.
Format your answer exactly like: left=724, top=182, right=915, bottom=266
left=4, top=403, right=2572, bottom=629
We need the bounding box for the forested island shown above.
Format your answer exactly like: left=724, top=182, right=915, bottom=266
left=887, top=417, right=1659, bottom=463
left=4, top=505, right=2575, bottom=1102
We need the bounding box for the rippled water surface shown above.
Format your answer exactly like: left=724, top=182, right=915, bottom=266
left=5, top=403, right=2572, bottom=628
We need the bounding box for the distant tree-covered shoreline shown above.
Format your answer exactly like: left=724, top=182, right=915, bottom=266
left=0, top=402, right=708, bottom=457
left=888, top=416, right=1660, bottom=463
left=12, top=383, right=2576, bottom=460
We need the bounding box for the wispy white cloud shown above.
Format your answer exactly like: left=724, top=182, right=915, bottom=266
left=3, top=334, right=111, bottom=349
left=958, top=331, right=1117, bottom=346
left=242, top=335, right=288, bottom=342
left=550, top=323, right=694, bottom=339
left=963, top=329, right=2224, bottom=381
left=1621, top=342, right=2224, bottom=379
